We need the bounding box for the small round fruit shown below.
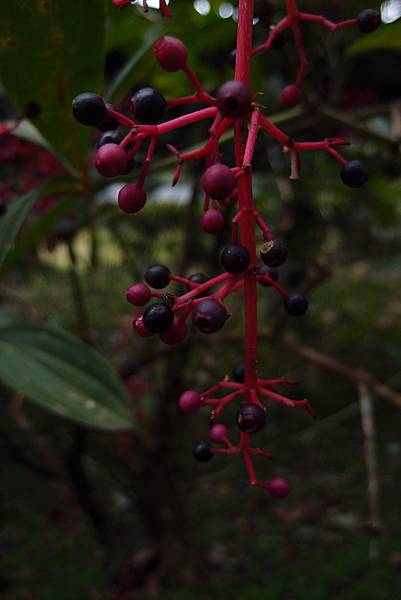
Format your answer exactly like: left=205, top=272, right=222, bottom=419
left=96, top=130, right=123, bottom=149
left=131, top=87, right=166, bottom=124
left=72, top=93, right=106, bottom=126
left=284, top=293, right=308, bottom=316
left=192, top=299, right=228, bottom=334
left=118, top=184, right=147, bottom=213
left=126, top=283, right=151, bottom=306
left=160, top=317, right=188, bottom=345
left=281, top=84, right=302, bottom=108
left=95, top=143, right=128, bottom=177
left=357, top=9, right=381, bottom=33
left=341, top=160, right=368, bottom=188
left=236, top=403, right=266, bottom=433
left=133, top=315, right=153, bottom=338
left=154, top=36, right=188, bottom=71
left=201, top=209, right=224, bottom=234
left=221, top=244, right=250, bottom=274
left=209, top=424, right=229, bottom=444
left=95, top=106, right=119, bottom=132
left=266, top=476, right=291, bottom=499
left=178, top=390, right=202, bottom=414
left=189, top=272, right=208, bottom=286
left=260, top=239, right=288, bottom=268
left=232, top=363, right=245, bottom=383
left=143, top=303, right=174, bottom=333
left=192, top=441, right=214, bottom=462
left=258, top=265, right=279, bottom=287
left=144, top=264, right=171, bottom=289
left=202, top=164, right=236, bottom=201
left=216, top=80, right=252, bottom=118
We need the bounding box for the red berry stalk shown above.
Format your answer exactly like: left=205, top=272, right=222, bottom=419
left=72, top=0, right=380, bottom=496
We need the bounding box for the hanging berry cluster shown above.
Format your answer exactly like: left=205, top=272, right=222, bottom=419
left=73, top=0, right=380, bottom=497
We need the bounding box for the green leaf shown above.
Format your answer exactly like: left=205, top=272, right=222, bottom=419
left=0, top=0, right=107, bottom=169
left=0, top=189, right=39, bottom=268
left=0, top=325, right=134, bottom=431
left=347, top=22, right=401, bottom=57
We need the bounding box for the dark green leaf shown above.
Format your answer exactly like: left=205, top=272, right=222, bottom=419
left=0, top=189, right=39, bottom=268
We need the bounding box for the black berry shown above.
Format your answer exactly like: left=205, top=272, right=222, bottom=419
left=192, top=299, right=228, bottom=334
left=260, top=239, right=288, bottom=268
left=96, top=130, right=123, bottom=149
left=192, top=441, right=214, bottom=462
left=95, top=106, right=119, bottom=132
left=236, top=403, right=266, bottom=433
left=258, top=265, right=279, bottom=287
left=221, top=244, right=250, bottom=274
left=232, top=363, right=245, bottom=383
left=144, top=264, right=171, bottom=289
left=143, top=302, right=174, bottom=333
left=284, top=293, right=308, bottom=316
left=131, top=87, right=166, bottom=124
left=341, top=160, right=368, bottom=188
left=216, top=80, right=252, bottom=119
left=357, top=9, right=381, bottom=34
left=189, top=272, right=208, bottom=286
left=72, top=93, right=106, bottom=127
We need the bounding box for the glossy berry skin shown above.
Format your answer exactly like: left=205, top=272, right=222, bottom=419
left=285, top=293, right=308, bottom=316
left=192, top=441, right=214, bottom=462
left=95, top=143, right=128, bottom=177
left=96, top=130, right=123, bottom=149
left=209, top=424, right=229, bottom=444
left=202, top=164, right=236, bottom=201
left=267, top=477, right=291, bottom=499
left=178, top=390, right=202, bottom=414
left=160, top=317, right=188, bottom=345
left=341, top=160, right=368, bottom=188
left=260, top=239, right=288, bottom=268
left=281, top=84, right=302, bottom=108
left=72, top=93, right=106, bottom=126
left=133, top=315, right=153, bottom=338
left=258, top=265, right=279, bottom=287
left=143, top=303, right=174, bottom=333
left=118, top=184, right=147, bottom=213
left=236, top=403, right=266, bottom=434
left=232, top=362, right=245, bottom=383
left=96, top=107, right=118, bottom=132
left=189, top=272, right=208, bottom=286
left=144, top=264, right=171, bottom=289
left=131, top=87, right=166, bottom=124
left=216, top=80, right=252, bottom=119
left=221, top=244, right=250, bottom=274
left=201, top=209, right=224, bottom=234
left=192, top=299, right=228, bottom=334
left=154, top=36, right=188, bottom=71
left=126, top=283, right=151, bottom=306
left=357, top=9, right=381, bottom=33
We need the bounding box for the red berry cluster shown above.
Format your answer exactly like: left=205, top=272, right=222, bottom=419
left=73, top=0, right=380, bottom=496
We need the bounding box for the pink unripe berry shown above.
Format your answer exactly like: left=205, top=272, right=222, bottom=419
left=160, top=317, right=188, bottom=345
left=178, top=390, right=202, bottom=413
left=154, top=36, right=188, bottom=71
left=281, top=84, right=302, bottom=108
left=95, top=143, right=128, bottom=177
left=202, top=164, right=236, bottom=201
left=118, top=184, right=147, bottom=214
left=201, top=209, right=224, bottom=234
left=209, top=424, right=229, bottom=444
left=266, top=476, right=291, bottom=499
left=133, top=315, right=153, bottom=338
left=126, top=283, right=151, bottom=306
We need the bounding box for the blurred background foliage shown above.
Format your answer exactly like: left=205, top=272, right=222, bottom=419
left=0, top=0, right=401, bottom=598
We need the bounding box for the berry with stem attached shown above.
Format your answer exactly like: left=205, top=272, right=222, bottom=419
left=143, top=302, right=174, bottom=333
left=341, top=160, right=368, bottom=188
left=201, top=208, right=224, bottom=234
left=192, top=299, right=228, bottom=334
left=260, top=239, right=288, bottom=268
left=202, top=164, right=236, bottom=201
left=131, top=87, right=166, bottom=124
left=266, top=477, right=291, bottom=499
left=209, top=424, right=229, bottom=444
left=144, top=264, right=171, bottom=289
left=192, top=441, right=214, bottom=462
left=236, top=404, right=266, bottom=434
left=118, top=184, right=147, bottom=213
left=216, top=80, right=252, bottom=119
left=95, top=143, right=128, bottom=177
left=178, top=390, right=202, bottom=414
left=126, top=283, right=151, bottom=306
left=258, top=265, right=279, bottom=287
left=357, top=9, right=381, bottom=34
left=221, top=244, right=250, bottom=274
left=72, top=92, right=106, bottom=126
left=285, top=293, right=308, bottom=316
left=155, top=36, right=188, bottom=71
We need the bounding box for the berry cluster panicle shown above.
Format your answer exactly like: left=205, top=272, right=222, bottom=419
left=73, top=0, right=380, bottom=496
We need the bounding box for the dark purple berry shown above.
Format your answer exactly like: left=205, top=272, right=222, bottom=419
left=189, top=273, right=208, bottom=286
left=236, top=403, right=266, bottom=433
left=95, top=143, right=128, bottom=177
left=192, top=441, right=214, bottom=462
left=72, top=93, right=106, bottom=127
left=144, top=264, right=171, bottom=289
left=260, top=239, right=288, bottom=268
left=258, top=265, right=279, bottom=287
left=357, top=9, right=381, bottom=33
left=154, top=36, right=188, bottom=71
left=143, top=302, right=174, bottom=333
left=216, top=80, right=252, bottom=119
left=202, top=164, right=236, bottom=201
left=192, top=299, right=228, bottom=334
left=284, top=293, right=308, bottom=316
left=131, top=87, right=166, bottom=124
left=341, top=160, right=368, bottom=188
left=221, top=244, right=250, bottom=274
left=232, top=363, right=245, bottom=383
left=96, top=130, right=123, bottom=149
